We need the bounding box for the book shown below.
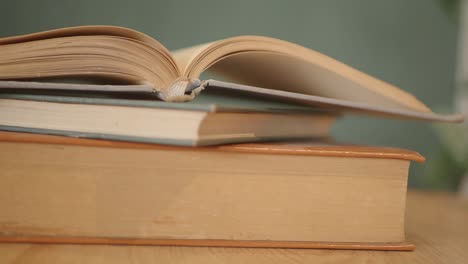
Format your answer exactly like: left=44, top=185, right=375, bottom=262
left=0, top=93, right=335, bottom=146
left=0, top=131, right=422, bottom=250
left=0, top=25, right=463, bottom=123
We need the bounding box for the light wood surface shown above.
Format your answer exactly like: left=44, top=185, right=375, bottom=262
left=0, top=191, right=466, bottom=263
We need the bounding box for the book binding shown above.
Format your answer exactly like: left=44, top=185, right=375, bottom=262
left=157, top=78, right=206, bottom=102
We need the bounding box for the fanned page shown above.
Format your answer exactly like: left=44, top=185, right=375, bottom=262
left=0, top=26, right=181, bottom=92
left=174, top=36, right=429, bottom=112
left=172, top=36, right=463, bottom=121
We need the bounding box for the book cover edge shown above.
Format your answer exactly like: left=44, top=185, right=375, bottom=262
left=0, top=236, right=416, bottom=251
left=0, top=130, right=425, bottom=162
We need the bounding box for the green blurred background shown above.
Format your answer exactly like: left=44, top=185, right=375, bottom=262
left=0, top=0, right=461, bottom=189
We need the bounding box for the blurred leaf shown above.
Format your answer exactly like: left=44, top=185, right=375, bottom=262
left=433, top=123, right=468, bottom=166
left=437, top=0, right=461, bottom=20
left=425, top=146, right=466, bottom=191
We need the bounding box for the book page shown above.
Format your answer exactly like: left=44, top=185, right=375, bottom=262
left=172, top=36, right=432, bottom=113
left=0, top=26, right=169, bottom=53
left=172, top=43, right=214, bottom=74
left=0, top=26, right=180, bottom=92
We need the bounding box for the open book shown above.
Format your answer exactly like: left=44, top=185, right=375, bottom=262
left=0, top=25, right=463, bottom=122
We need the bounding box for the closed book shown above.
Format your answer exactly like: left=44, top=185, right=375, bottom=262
left=0, top=132, right=423, bottom=250
left=0, top=93, right=335, bottom=146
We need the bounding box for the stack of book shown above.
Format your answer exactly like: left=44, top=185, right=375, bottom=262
left=0, top=26, right=463, bottom=250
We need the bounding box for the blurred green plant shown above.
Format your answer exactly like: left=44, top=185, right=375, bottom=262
left=428, top=0, right=467, bottom=192
left=428, top=120, right=468, bottom=190
left=438, top=0, right=460, bottom=20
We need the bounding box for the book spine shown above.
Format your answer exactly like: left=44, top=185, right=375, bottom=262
left=157, top=78, right=206, bottom=102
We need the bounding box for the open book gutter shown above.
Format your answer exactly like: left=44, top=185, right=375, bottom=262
left=0, top=79, right=463, bottom=123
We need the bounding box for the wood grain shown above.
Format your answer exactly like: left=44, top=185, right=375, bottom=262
left=0, top=191, right=466, bottom=264
left=0, top=131, right=425, bottom=162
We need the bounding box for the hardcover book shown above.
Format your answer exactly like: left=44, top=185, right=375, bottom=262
left=0, top=131, right=421, bottom=250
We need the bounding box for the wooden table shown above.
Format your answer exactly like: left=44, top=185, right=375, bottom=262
left=1, top=191, right=467, bottom=263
